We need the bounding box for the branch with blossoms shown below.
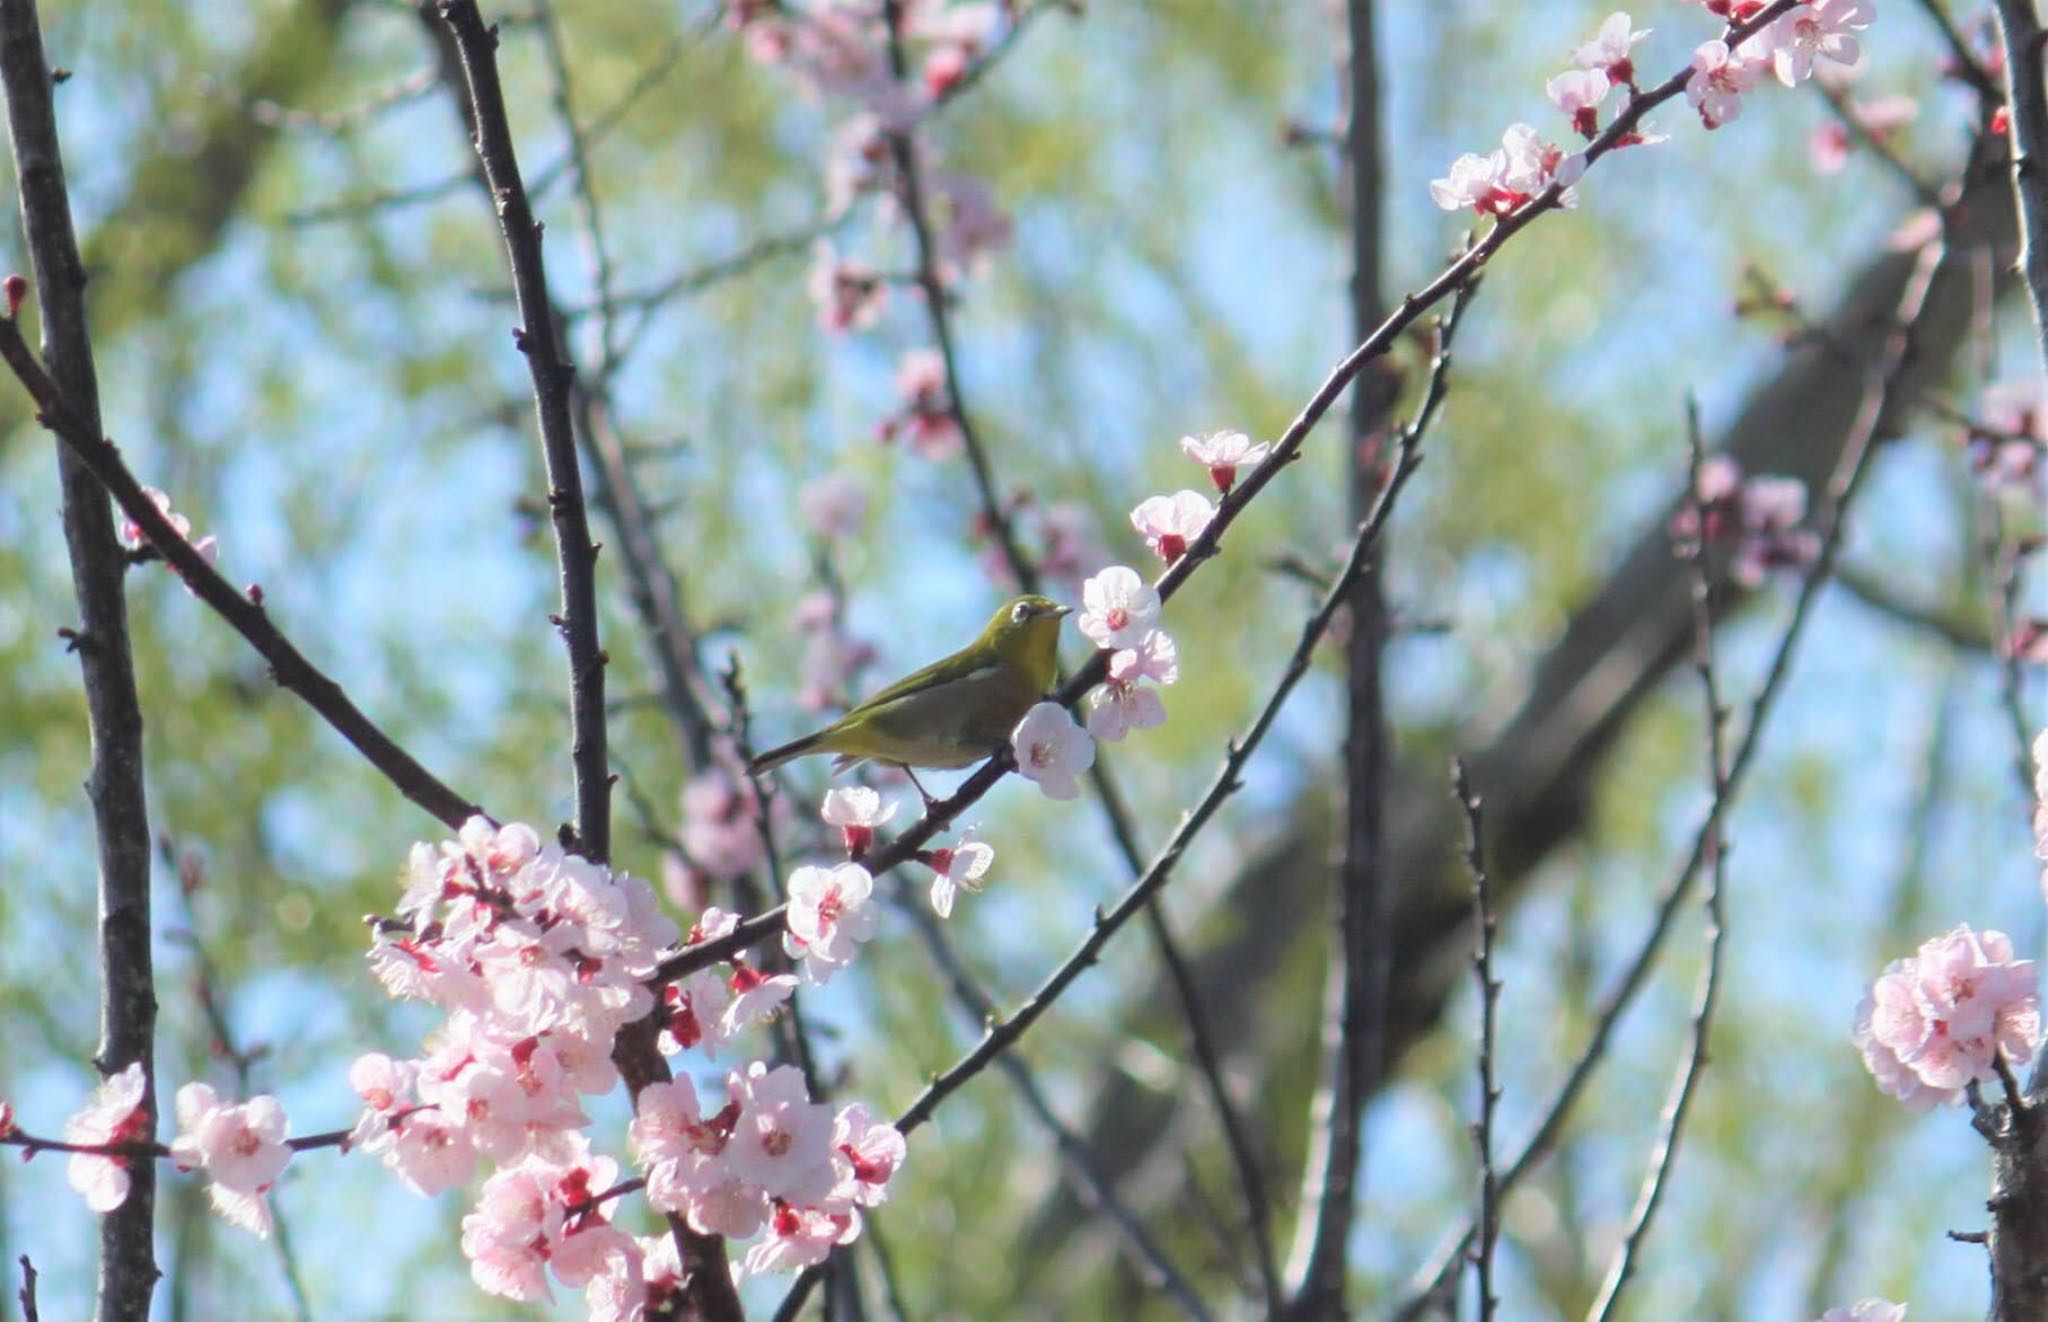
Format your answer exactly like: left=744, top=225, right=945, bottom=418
left=768, top=283, right=1471, bottom=1322
left=647, top=0, right=1877, bottom=1005
left=0, top=299, right=482, bottom=829
left=1399, top=206, right=1960, bottom=1321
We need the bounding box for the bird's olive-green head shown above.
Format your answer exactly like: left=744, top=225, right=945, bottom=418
left=977, top=594, right=1069, bottom=693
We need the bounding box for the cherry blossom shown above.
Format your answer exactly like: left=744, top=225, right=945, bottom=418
left=1670, top=456, right=1819, bottom=585
left=783, top=862, right=880, bottom=982
left=881, top=348, right=964, bottom=459
left=1011, top=701, right=1096, bottom=800
left=1086, top=669, right=1166, bottom=743
left=1130, top=489, right=1215, bottom=564
left=804, top=240, right=886, bottom=333
left=1767, top=0, right=1875, bottom=88
left=926, top=829, right=995, bottom=918
left=742, top=1200, right=861, bottom=1276
left=1545, top=68, right=1611, bottom=138
left=1179, top=429, right=1270, bottom=493
left=1686, top=40, right=1762, bottom=130
left=119, top=485, right=219, bottom=567
left=1077, top=565, right=1161, bottom=650
left=797, top=471, right=869, bottom=541
left=1854, top=925, right=2041, bottom=1110
left=1030, top=501, right=1111, bottom=591
left=1430, top=123, right=1585, bottom=215
left=1574, top=12, right=1651, bottom=86
left=680, top=771, right=769, bottom=881
left=821, top=786, right=898, bottom=858
left=830, top=1102, right=906, bottom=1207
left=170, top=1083, right=291, bottom=1238
left=64, top=1061, right=150, bottom=1214
left=726, top=1063, right=839, bottom=1204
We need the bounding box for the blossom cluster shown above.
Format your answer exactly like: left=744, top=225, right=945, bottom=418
left=1432, top=4, right=1877, bottom=215
left=630, top=1066, right=904, bottom=1278
left=117, top=484, right=219, bottom=585
left=352, top=817, right=895, bottom=1308
left=60, top=1065, right=295, bottom=1242
left=734, top=2, right=1016, bottom=488
left=1853, top=924, right=2041, bottom=1111
left=1964, top=381, right=2047, bottom=499
left=1669, top=454, right=1818, bottom=585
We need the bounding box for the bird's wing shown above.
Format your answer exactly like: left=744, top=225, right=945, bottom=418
left=842, top=649, right=999, bottom=717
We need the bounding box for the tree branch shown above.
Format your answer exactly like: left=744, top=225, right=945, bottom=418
left=1285, top=0, right=1401, bottom=1310
left=0, top=6, right=158, bottom=1313
left=434, top=0, right=611, bottom=860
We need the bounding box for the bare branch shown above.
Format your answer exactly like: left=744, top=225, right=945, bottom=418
left=1584, top=398, right=1735, bottom=1322
left=0, top=5, right=159, bottom=1312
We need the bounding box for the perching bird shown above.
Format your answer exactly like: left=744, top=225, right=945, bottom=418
left=746, top=595, right=1070, bottom=780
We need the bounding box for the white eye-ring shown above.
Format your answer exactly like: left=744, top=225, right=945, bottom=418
left=1011, top=602, right=1030, bottom=623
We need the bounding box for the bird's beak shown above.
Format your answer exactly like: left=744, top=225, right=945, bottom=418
left=1053, top=605, right=1073, bottom=618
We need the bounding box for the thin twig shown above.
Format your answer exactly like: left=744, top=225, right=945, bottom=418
left=878, top=0, right=1034, bottom=587
left=890, top=888, right=1214, bottom=1320
left=1583, top=397, right=1735, bottom=1322
left=1394, top=221, right=1956, bottom=1322
left=16, top=1255, right=35, bottom=1322
left=1453, top=760, right=1501, bottom=1322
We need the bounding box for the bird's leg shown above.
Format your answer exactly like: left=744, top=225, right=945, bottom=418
left=901, top=765, right=938, bottom=809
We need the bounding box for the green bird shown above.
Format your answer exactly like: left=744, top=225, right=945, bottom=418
left=747, top=595, right=1070, bottom=783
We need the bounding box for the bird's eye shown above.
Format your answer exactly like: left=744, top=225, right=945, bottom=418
left=1012, top=602, right=1029, bottom=623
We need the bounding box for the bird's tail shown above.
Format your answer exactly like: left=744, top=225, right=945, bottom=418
left=746, top=732, right=825, bottom=777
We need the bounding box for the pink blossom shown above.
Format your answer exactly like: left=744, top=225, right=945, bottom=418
left=1670, top=457, right=1818, bottom=585
left=725, top=1063, right=839, bottom=1203
left=1545, top=68, right=1611, bottom=138
left=1033, top=502, right=1111, bottom=590
left=805, top=241, right=886, bottom=334
left=823, top=115, right=894, bottom=217
left=1818, top=1300, right=1907, bottom=1322
left=821, top=786, right=898, bottom=858
left=1574, top=12, right=1651, bottom=86
left=1855, top=925, right=2041, bottom=1109
left=680, top=771, right=767, bottom=881
left=1429, top=124, right=1584, bottom=215
left=170, top=1083, right=291, bottom=1238
left=1130, top=490, right=1215, bottom=565
left=1179, top=429, right=1270, bottom=493
left=1767, top=0, right=1875, bottom=89
left=119, top=486, right=218, bottom=569
left=742, top=1201, right=861, bottom=1275
left=1011, top=701, right=1096, bottom=800
left=1078, top=566, right=1161, bottom=650
left=926, top=830, right=994, bottom=918
left=831, top=1102, right=906, bottom=1207
left=798, top=471, right=869, bottom=541
left=882, top=349, right=963, bottom=459
left=363, top=1106, right=477, bottom=1196
left=634, top=1075, right=754, bottom=1235
left=64, top=1062, right=150, bottom=1214
left=1086, top=669, right=1168, bottom=744
left=1687, top=40, right=1765, bottom=130
left=930, top=173, right=1016, bottom=279
left=783, top=862, right=879, bottom=982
